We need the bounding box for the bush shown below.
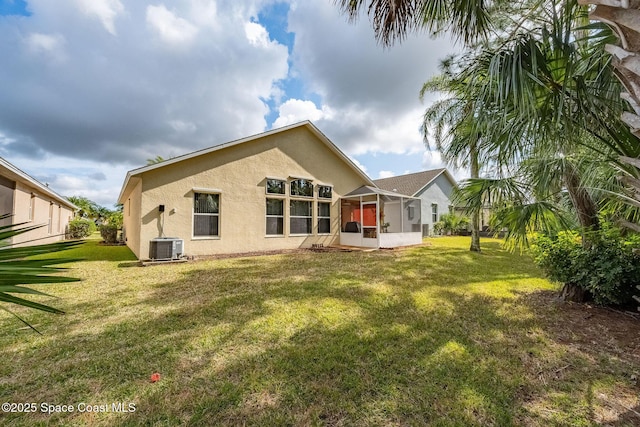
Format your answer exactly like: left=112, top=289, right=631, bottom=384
left=435, top=213, right=470, bottom=235
left=99, top=224, right=119, bottom=244
left=68, top=218, right=96, bottom=239
left=531, top=229, right=640, bottom=306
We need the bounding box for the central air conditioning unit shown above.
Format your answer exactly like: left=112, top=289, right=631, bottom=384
left=149, top=238, right=184, bottom=260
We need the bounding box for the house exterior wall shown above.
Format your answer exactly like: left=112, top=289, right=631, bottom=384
left=416, top=173, right=455, bottom=236
left=0, top=175, right=15, bottom=228
left=122, top=178, right=143, bottom=258
left=10, top=181, right=74, bottom=246
left=124, top=126, right=368, bottom=258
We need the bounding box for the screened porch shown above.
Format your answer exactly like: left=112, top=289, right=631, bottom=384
left=340, top=186, right=422, bottom=248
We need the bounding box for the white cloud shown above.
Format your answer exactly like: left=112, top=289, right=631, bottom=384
left=349, top=156, right=368, bottom=175
left=422, top=150, right=444, bottom=170
left=0, top=0, right=457, bottom=205
left=378, top=170, right=395, bottom=179
left=169, top=120, right=197, bottom=134
left=273, top=99, right=333, bottom=128
left=244, top=21, right=270, bottom=47
left=146, top=4, right=198, bottom=45
left=189, top=0, right=219, bottom=28
left=73, top=0, right=124, bottom=35
left=24, top=33, right=66, bottom=62
left=287, top=0, right=457, bottom=157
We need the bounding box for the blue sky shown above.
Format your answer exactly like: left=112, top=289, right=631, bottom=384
left=0, top=0, right=458, bottom=206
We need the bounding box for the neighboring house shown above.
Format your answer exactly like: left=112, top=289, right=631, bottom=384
left=374, top=169, right=458, bottom=237
left=118, top=121, right=423, bottom=260
left=0, top=157, right=77, bottom=246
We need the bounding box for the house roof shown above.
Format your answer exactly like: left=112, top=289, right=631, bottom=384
left=343, top=185, right=416, bottom=199
left=372, top=168, right=456, bottom=196
left=118, top=121, right=375, bottom=203
left=0, top=157, right=77, bottom=210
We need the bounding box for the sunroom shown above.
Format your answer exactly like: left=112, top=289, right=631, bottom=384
left=340, top=186, right=422, bottom=248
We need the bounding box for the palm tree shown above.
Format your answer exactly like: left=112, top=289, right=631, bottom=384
left=581, top=2, right=640, bottom=229
left=422, top=0, right=640, bottom=247
left=335, top=0, right=497, bottom=45
left=421, top=64, right=488, bottom=251
left=146, top=155, right=165, bottom=165
left=0, top=215, right=82, bottom=332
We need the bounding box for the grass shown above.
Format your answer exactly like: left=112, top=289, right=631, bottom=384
left=1, top=237, right=639, bottom=425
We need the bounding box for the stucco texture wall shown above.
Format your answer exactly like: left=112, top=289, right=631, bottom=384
left=417, top=174, right=455, bottom=236
left=126, top=126, right=368, bottom=258
left=122, top=179, right=143, bottom=258
left=11, top=182, right=74, bottom=246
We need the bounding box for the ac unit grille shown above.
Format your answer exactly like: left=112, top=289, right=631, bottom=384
left=149, top=238, right=183, bottom=260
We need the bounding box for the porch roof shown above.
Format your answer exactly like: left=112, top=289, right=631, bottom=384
left=342, top=185, right=417, bottom=199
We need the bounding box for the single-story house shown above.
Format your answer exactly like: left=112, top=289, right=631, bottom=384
left=0, top=157, right=77, bottom=246
left=373, top=169, right=458, bottom=237
left=118, top=121, right=423, bottom=260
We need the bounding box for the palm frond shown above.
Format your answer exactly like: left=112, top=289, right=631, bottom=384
left=0, top=217, right=83, bottom=331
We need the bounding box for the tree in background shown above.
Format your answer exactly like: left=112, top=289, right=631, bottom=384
left=146, top=155, right=165, bottom=165
left=66, top=196, right=103, bottom=221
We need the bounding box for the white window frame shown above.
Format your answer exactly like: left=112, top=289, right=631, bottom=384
left=431, top=203, right=438, bottom=224
left=290, top=178, right=314, bottom=198
left=193, top=191, right=221, bottom=239
left=318, top=185, right=332, bottom=199
left=266, top=198, right=284, bottom=237
left=48, top=202, right=53, bottom=234
left=317, top=201, right=331, bottom=234
left=28, top=193, right=35, bottom=221
left=266, top=178, right=286, bottom=195
left=289, top=199, right=312, bottom=235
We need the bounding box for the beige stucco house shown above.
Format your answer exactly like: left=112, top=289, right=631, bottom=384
left=0, top=157, right=77, bottom=246
left=118, top=121, right=422, bottom=260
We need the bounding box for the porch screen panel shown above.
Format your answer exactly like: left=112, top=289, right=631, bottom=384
left=341, top=200, right=361, bottom=232
left=362, top=203, right=377, bottom=238
left=362, top=204, right=377, bottom=227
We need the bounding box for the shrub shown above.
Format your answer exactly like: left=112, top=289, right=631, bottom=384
left=68, top=218, right=96, bottom=239
left=99, top=224, right=119, bottom=244
left=435, top=213, right=470, bottom=235
left=531, top=229, right=640, bottom=306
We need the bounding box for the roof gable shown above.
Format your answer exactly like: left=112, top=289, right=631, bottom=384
left=0, top=158, right=77, bottom=210
left=118, top=121, right=374, bottom=203
left=373, top=168, right=456, bottom=196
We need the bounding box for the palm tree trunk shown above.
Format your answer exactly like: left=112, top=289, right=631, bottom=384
left=561, top=162, right=599, bottom=302
left=562, top=163, right=599, bottom=245
left=469, top=139, right=481, bottom=252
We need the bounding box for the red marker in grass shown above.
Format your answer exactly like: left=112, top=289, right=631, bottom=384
left=150, top=373, right=161, bottom=383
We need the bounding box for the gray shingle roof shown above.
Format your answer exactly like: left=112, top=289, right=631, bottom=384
left=373, top=168, right=448, bottom=196
left=343, top=185, right=415, bottom=198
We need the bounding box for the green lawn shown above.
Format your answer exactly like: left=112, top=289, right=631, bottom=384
left=1, top=237, right=638, bottom=426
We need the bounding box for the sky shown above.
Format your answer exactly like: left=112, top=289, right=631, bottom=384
left=0, top=0, right=459, bottom=207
